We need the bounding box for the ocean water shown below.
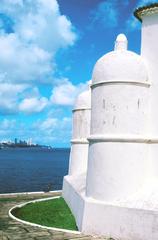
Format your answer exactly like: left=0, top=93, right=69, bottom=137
left=0, top=148, right=70, bottom=194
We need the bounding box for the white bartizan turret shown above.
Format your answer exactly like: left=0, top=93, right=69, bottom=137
left=68, top=86, right=91, bottom=175
left=86, top=33, right=149, bottom=202
left=62, top=4, right=158, bottom=240
left=62, top=83, right=91, bottom=226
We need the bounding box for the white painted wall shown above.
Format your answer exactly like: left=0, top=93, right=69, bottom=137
left=68, top=143, right=89, bottom=175
left=62, top=8, right=158, bottom=239
left=141, top=14, right=158, bottom=180
left=90, top=84, right=149, bottom=136
left=141, top=14, right=158, bottom=136
left=86, top=142, right=150, bottom=202
left=81, top=197, right=158, bottom=240
left=72, top=110, right=91, bottom=139
left=86, top=35, right=149, bottom=202
left=62, top=86, right=91, bottom=230
left=62, top=175, right=85, bottom=229
left=68, top=88, right=91, bottom=176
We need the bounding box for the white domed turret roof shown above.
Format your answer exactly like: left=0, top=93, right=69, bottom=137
left=74, top=84, right=91, bottom=110
left=92, top=34, right=148, bottom=85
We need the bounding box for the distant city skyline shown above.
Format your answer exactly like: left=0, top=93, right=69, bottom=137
left=1, top=138, right=34, bottom=145
left=0, top=0, right=155, bottom=147
left=0, top=137, right=52, bottom=148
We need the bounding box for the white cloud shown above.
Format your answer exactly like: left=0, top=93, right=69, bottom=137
left=12, top=1, right=76, bottom=52
left=32, top=116, right=72, bottom=145
left=0, top=114, right=72, bottom=146
left=21, top=87, right=41, bottom=99
left=1, top=119, right=16, bottom=129
left=0, top=0, right=77, bottom=114
left=0, top=33, right=52, bottom=84
left=19, top=97, right=48, bottom=114
left=50, top=79, right=88, bottom=106
left=0, top=0, right=77, bottom=85
left=40, top=118, right=58, bottom=130
left=0, top=83, right=27, bottom=114
left=0, top=0, right=76, bottom=50
left=0, top=118, right=18, bottom=139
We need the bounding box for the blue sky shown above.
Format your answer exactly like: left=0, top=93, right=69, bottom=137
left=0, top=0, right=155, bottom=147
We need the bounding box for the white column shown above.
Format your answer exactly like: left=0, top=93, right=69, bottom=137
left=86, top=34, right=150, bottom=202
left=68, top=88, right=91, bottom=176
left=140, top=11, right=158, bottom=178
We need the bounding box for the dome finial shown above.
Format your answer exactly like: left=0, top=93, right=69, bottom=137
left=114, top=33, right=128, bottom=51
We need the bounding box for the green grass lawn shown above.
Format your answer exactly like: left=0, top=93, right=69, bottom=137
left=11, top=197, right=78, bottom=231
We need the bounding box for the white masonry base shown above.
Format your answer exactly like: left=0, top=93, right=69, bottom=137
left=62, top=177, right=158, bottom=240
left=81, top=198, right=158, bottom=240
left=62, top=175, right=86, bottom=229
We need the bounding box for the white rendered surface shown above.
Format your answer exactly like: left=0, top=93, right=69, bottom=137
left=92, top=49, right=148, bottom=85
left=68, top=143, right=89, bottom=176
left=86, top=142, right=150, bottom=202
left=62, top=87, right=91, bottom=222
left=81, top=198, right=158, bottom=240
left=141, top=14, right=158, bottom=187
left=62, top=175, right=85, bottom=229
left=90, top=84, right=149, bottom=136
left=62, top=11, right=158, bottom=238
left=74, top=89, right=91, bottom=110
left=67, top=88, right=91, bottom=176
left=86, top=35, right=149, bottom=202
left=141, top=14, right=158, bottom=137
left=114, top=33, right=128, bottom=51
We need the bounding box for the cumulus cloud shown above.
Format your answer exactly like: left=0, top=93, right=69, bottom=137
left=39, top=118, right=58, bottom=131
left=19, top=97, right=48, bottom=114
left=0, top=116, right=71, bottom=146
left=0, top=0, right=77, bottom=85
left=0, top=118, right=18, bottom=141
left=0, top=0, right=77, bottom=114
left=0, top=0, right=76, bottom=52
left=0, top=83, right=27, bottom=114
left=24, top=116, right=72, bottom=145
left=0, top=119, right=16, bottom=129
left=0, top=34, right=52, bottom=84
left=50, top=79, right=88, bottom=106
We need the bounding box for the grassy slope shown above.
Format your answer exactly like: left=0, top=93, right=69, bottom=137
left=12, top=197, right=78, bottom=231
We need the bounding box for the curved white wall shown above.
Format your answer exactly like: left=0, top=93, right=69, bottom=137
left=141, top=14, right=158, bottom=180
left=68, top=109, right=91, bottom=175
left=68, top=89, right=91, bottom=176
left=86, top=36, right=150, bottom=202
left=90, top=84, right=149, bottom=136
left=141, top=14, right=158, bottom=137
left=86, top=141, right=150, bottom=201
left=72, top=109, right=91, bottom=139
left=62, top=10, right=158, bottom=239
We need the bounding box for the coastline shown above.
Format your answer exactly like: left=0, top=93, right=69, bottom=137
left=0, top=190, right=62, bottom=198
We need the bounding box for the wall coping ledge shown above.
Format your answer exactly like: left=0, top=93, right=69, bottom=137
left=71, top=139, right=89, bottom=144
left=91, top=80, right=150, bottom=89
left=88, top=134, right=158, bottom=143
